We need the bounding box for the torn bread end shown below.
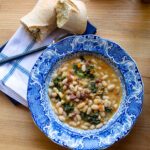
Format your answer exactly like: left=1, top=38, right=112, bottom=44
left=56, top=0, right=88, bottom=34
left=20, top=0, right=58, bottom=41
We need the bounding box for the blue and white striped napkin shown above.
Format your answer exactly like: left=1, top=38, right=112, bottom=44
left=0, top=23, right=96, bottom=107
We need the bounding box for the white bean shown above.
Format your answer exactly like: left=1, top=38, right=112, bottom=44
left=98, top=115, right=101, bottom=120
left=90, top=93, right=94, bottom=98
left=73, top=85, right=78, bottom=92
left=69, top=84, right=74, bottom=90
left=75, top=59, right=81, bottom=63
left=76, top=121, right=81, bottom=126
left=76, top=91, right=80, bottom=98
left=102, top=81, right=108, bottom=87
left=61, top=100, right=65, bottom=104
left=85, top=88, right=90, bottom=93
left=87, top=107, right=91, bottom=114
left=56, top=102, right=62, bottom=108
left=59, top=115, right=66, bottom=122
left=101, top=112, right=106, bottom=117
left=58, top=92, right=63, bottom=98
left=102, top=74, right=109, bottom=80
left=84, top=122, right=91, bottom=127
left=107, top=84, right=115, bottom=91
left=81, top=64, right=86, bottom=72
left=96, top=123, right=103, bottom=129
left=77, top=102, right=86, bottom=109
left=73, top=81, right=78, bottom=85
left=90, top=125, right=95, bottom=129
left=58, top=107, right=64, bottom=115
left=104, top=89, right=108, bottom=94
left=63, top=85, right=67, bottom=90
left=100, top=72, right=104, bottom=76
left=80, top=80, right=88, bottom=86
left=66, top=90, right=71, bottom=94
left=78, top=87, right=83, bottom=91
left=53, top=87, right=59, bottom=93
left=66, top=95, right=70, bottom=101
left=98, top=66, right=102, bottom=70
left=74, top=108, right=79, bottom=114
left=91, top=104, right=99, bottom=110
left=114, top=104, right=118, bottom=109
left=69, top=121, right=77, bottom=127
left=75, top=98, right=80, bottom=102
left=103, top=96, right=109, bottom=100
left=81, top=125, right=88, bottom=130
left=94, top=99, right=101, bottom=104
left=88, top=100, right=93, bottom=106
left=91, top=59, right=97, bottom=63
left=104, top=100, right=111, bottom=107
left=62, top=78, right=68, bottom=84
left=83, top=105, right=88, bottom=112
left=52, top=73, right=57, bottom=78
left=76, top=115, right=81, bottom=121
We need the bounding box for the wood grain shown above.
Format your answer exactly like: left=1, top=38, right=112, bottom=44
left=0, top=0, right=150, bottom=149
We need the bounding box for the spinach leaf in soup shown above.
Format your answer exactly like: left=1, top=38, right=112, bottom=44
left=63, top=103, right=74, bottom=115
left=80, top=111, right=101, bottom=125
left=73, top=64, right=85, bottom=78
left=89, top=82, right=98, bottom=93
left=105, top=107, right=113, bottom=113
left=85, top=65, right=95, bottom=79
left=53, top=75, right=65, bottom=91
left=73, top=63, right=95, bottom=79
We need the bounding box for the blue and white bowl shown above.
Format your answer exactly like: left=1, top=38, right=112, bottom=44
left=27, top=35, right=144, bottom=150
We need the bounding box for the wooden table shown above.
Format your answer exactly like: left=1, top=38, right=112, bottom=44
left=0, top=0, right=150, bottom=149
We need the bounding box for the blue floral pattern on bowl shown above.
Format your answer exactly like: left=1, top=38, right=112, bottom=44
left=27, top=35, right=144, bottom=150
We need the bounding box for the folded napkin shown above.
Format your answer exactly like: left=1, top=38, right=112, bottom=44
left=0, top=22, right=96, bottom=107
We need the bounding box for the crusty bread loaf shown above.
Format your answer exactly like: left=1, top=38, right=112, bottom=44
left=20, top=0, right=58, bottom=41
left=56, top=0, right=88, bottom=34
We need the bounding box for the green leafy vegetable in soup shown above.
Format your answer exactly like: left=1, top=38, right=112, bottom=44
left=80, top=111, right=100, bottom=125
left=53, top=75, right=65, bottom=91
left=48, top=55, right=122, bottom=130
left=63, top=103, right=74, bottom=115
left=89, top=82, right=98, bottom=93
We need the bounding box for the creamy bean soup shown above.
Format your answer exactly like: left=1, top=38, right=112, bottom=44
left=48, top=55, right=122, bottom=130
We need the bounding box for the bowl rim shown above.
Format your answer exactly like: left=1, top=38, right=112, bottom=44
left=27, top=34, right=144, bottom=150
